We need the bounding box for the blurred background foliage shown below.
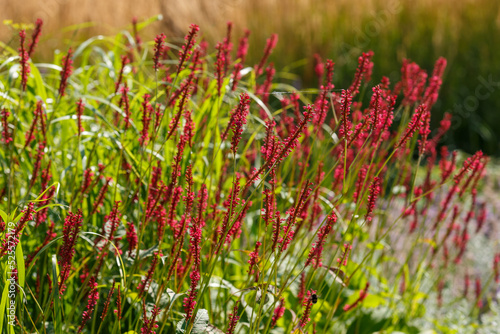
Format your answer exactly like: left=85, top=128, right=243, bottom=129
left=1, top=0, right=500, bottom=155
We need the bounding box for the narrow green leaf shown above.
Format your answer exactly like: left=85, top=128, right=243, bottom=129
left=15, top=243, right=25, bottom=288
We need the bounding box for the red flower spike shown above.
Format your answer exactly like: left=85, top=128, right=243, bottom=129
left=255, top=34, right=278, bottom=76
left=247, top=241, right=262, bottom=274
left=141, top=303, right=161, bottom=334
left=365, top=177, right=381, bottom=222
left=59, top=210, right=83, bottom=294
left=177, top=24, right=200, bottom=76
left=349, top=51, right=374, bottom=97
left=236, top=29, right=251, bottom=63
left=28, top=18, right=43, bottom=57
left=1, top=109, right=12, bottom=144
left=153, top=33, right=166, bottom=71
left=229, top=93, right=251, bottom=155
left=115, top=285, right=122, bottom=319
left=226, top=301, right=240, bottom=334
left=19, top=30, right=30, bottom=91
left=137, top=252, right=160, bottom=296
left=305, top=213, right=337, bottom=268
left=339, top=89, right=353, bottom=141
left=0, top=203, right=35, bottom=256
left=115, top=55, right=129, bottom=94
left=132, top=17, right=142, bottom=52
left=343, top=283, right=370, bottom=311
left=58, top=48, right=73, bottom=97
left=76, top=99, right=85, bottom=136
left=494, top=253, right=500, bottom=283
left=119, top=85, right=131, bottom=129
left=215, top=42, right=226, bottom=96
left=395, top=104, right=427, bottom=149
left=78, top=277, right=99, bottom=333
left=313, top=54, right=324, bottom=88
left=298, top=290, right=316, bottom=328
left=271, top=298, right=285, bottom=328
left=100, top=281, right=115, bottom=320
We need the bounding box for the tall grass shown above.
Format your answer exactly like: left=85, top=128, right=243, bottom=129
left=0, top=19, right=498, bottom=333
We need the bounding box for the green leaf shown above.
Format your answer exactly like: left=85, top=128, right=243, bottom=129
left=51, top=255, right=61, bottom=334
left=0, top=282, right=8, bottom=332
left=176, top=309, right=209, bottom=334
left=0, top=211, right=8, bottom=226
left=15, top=243, right=24, bottom=288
